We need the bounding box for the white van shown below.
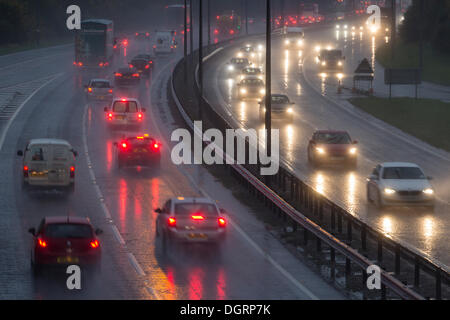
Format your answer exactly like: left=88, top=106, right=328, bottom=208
left=153, top=31, right=176, bottom=54
left=17, top=139, right=78, bottom=193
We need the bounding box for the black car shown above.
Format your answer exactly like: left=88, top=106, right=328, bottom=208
left=114, top=135, right=161, bottom=168
left=129, top=56, right=153, bottom=77
left=114, top=67, right=140, bottom=87
left=259, top=94, right=295, bottom=122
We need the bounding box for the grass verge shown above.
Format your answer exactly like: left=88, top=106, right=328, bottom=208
left=0, top=38, right=71, bottom=56
left=349, top=97, right=450, bottom=152
left=376, top=41, right=450, bottom=86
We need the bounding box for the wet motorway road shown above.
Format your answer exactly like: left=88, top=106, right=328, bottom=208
left=0, top=33, right=343, bottom=299
left=203, top=24, right=450, bottom=267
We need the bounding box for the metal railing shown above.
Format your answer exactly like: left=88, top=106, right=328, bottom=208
left=170, top=25, right=449, bottom=301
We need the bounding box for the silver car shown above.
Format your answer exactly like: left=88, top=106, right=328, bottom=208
left=85, top=79, right=113, bottom=101
left=155, top=197, right=227, bottom=246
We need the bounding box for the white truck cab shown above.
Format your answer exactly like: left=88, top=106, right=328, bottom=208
left=17, top=139, right=77, bottom=193
left=153, top=31, right=176, bottom=54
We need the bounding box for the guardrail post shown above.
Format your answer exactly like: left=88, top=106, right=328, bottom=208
left=436, top=268, right=442, bottom=300
left=347, top=219, right=352, bottom=243
left=414, top=257, right=420, bottom=288
left=395, top=245, right=401, bottom=275
left=338, top=212, right=342, bottom=233
left=330, top=248, right=336, bottom=281
left=377, top=236, right=383, bottom=263
left=331, top=205, right=336, bottom=231
left=361, top=226, right=367, bottom=252
left=345, top=258, right=351, bottom=289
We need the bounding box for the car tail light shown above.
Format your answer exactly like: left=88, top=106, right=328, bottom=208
left=90, top=240, right=99, bottom=248
left=73, top=61, right=77, bottom=65
left=108, top=89, right=113, bottom=93
left=23, top=165, right=29, bottom=177
left=123, top=40, right=128, bottom=46
left=218, top=217, right=226, bottom=227
left=99, top=62, right=104, bottom=67
left=153, top=45, right=156, bottom=49
left=70, top=166, right=75, bottom=178
left=149, top=60, right=153, bottom=64
left=191, top=215, right=205, bottom=221
left=137, top=113, right=143, bottom=120
left=78, top=62, right=83, bottom=67
left=38, top=238, right=47, bottom=248
left=152, top=142, right=160, bottom=150
left=145, top=64, right=150, bottom=69
left=121, top=142, right=128, bottom=149
left=88, top=87, right=92, bottom=92
left=129, top=64, right=134, bottom=68
left=113, top=45, right=117, bottom=49
left=146, top=32, right=149, bottom=36
left=107, top=113, right=113, bottom=120
left=214, top=29, right=219, bottom=35
left=115, top=73, right=122, bottom=77
left=132, top=73, right=140, bottom=77
left=135, top=32, right=139, bottom=36
left=168, top=217, right=176, bottom=227
left=230, top=29, right=235, bottom=35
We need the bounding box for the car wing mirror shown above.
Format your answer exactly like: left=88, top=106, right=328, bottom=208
left=154, top=208, right=162, bottom=214
left=28, top=228, right=36, bottom=236
left=95, top=228, right=103, bottom=235
left=17, top=150, right=23, bottom=156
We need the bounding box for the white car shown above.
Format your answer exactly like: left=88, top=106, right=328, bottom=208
left=84, top=79, right=113, bottom=101
left=17, top=139, right=78, bottom=193
left=366, top=162, right=435, bottom=208
left=104, top=98, right=146, bottom=128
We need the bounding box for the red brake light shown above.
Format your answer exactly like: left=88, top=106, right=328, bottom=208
left=78, top=62, right=83, bottom=67
left=99, top=62, right=104, bottom=67
left=115, top=73, right=122, bottom=77
left=23, top=165, right=29, bottom=177
left=113, top=45, right=117, bottom=49
left=132, top=73, right=140, bottom=77
left=218, top=217, right=226, bottom=227
left=191, top=215, right=205, bottom=221
left=121, top=142, right=128, bottom=149
left=107, top=113, right=113, bottom=120
left=136, top=136, right=144, bottom=140
left=145, top=64, right=150, bottom=69
left=70, top=166, right=75, bottom=178
left=168, top=217, right=176, bottom=227
left=135, top=32, right=139, bottom=36
left=137, top=113, right=143, bottom=120
left=214, top=29, right=219, bottom=35
left=108, top=89, right=113, bottom=93
left=90, top=240, right=99, bottom=248
left=230, top=29, right=235, bottom=35
left=152, top=143, right=160, bottom=150
left=149, top=60, right=153, bottom=64
left=88, top=87, right=92, bottom=92
left=38, top=238, right=47, bottom=248
left=129, top=64, right=133, bottom=68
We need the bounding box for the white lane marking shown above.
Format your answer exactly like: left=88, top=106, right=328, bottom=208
left=111, top=225, right=126, bottom=246
left=127, top=252, right=145, bottom=276
left=0, top=73, right=63, bottom=151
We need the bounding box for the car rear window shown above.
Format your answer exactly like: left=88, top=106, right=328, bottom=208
left=314, top=133, right=351, bottom=144
left=29, top=145, right=47, bottom=161
left=174, top=203, right=218, bottom=218
left=52, top=146, right=70, bottom=161
left=91, top=81, right=110, bottom=88
left=272, top=96, right=289, bottom=103
left=113, top=101, right=138, bottom=113
left=242, top=79, right=264, bottom=85
left=44, top=224, right=92, bottom=238
left=382, top=167, right=426, bottom=180
left=243, top=68, right=261, bottom=75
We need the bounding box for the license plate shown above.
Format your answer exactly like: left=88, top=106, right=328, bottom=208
left=57, top=256, right=79, bottom=264
left=115, top=115, right=125, bottom=120
left=31, top=171, right=47, bottom=177
left=134, top=148, right=147, bottom=153
left=188, top=233, right=207, bottom=239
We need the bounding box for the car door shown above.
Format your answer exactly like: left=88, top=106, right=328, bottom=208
left=48, top=145, right=70, bottom=185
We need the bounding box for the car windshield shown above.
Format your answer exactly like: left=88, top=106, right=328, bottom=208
left=272, top=96, right=289, bottom=103
left=113, top=101, right=138, bottom=113
left=322, top=50, right=342, bottom=59
left=44, top=224, right=92, bottom=238
left=382, top=167, right=426, bottom=179
left=243, top=68, right=261, bottom=75
left=242, top=79, right=263, bottom=85
left=91, top=81, right=110, bottom=88
left=315, top=132, right=351, bottom=144
left=174, top=203, right=218, bottom=218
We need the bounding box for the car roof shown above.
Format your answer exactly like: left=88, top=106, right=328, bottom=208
left=171, top=197, right=217, bottom=206
left=112, top=98, right=139, bottom=103
left=314, top=130, right=349, bottom=134
left=90, top=78, right=110, bottom=84
left=44, top=216, right=92, bottom=225
left=29, top=138, right=72, bottom=147
left=380, top=162, right=420, bottom=168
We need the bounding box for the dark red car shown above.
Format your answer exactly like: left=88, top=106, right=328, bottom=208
left=114, top=134, right=161, bottom=168
left=28, top=216, right=102, bottom=275
left=307, top=130, right=358, bottom=168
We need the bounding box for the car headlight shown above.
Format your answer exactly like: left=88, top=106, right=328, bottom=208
left=338, top=61, right=343, bottom=66
left=321, top=61, right=326, bottom=66
left=237, top=52, right=243, bottom=58
left=285, top=40, right=290, bottom=45
left=423, top=188, right=434, bottom=195
left=251, top=53, right=255, bottom=58
left=287, top=108, right=293, bottom=113
left=240, top=88, right=247, bottom=94
left=297, top=40, right=303, bottom=46
left=263, top=107, right=266, bottom=112
left=228, top=65, right=234, bottom=71
left=349, top=147, right=357, bottom=155
left=315, top=147, right=325, bottom=154
left=384, top=188, right=396, bottom=194
left=260, top=89, right=266, bottom=94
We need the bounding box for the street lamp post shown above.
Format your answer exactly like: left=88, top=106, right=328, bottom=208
left=265, top=0, right=272, bottom=159
left=199, top=0, right=203, bottom=120
left=391, top=0, right=396, bottom=61
left=207, top=0, right=211, bottom=49
left=189, top=0, right=194, bottom=55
